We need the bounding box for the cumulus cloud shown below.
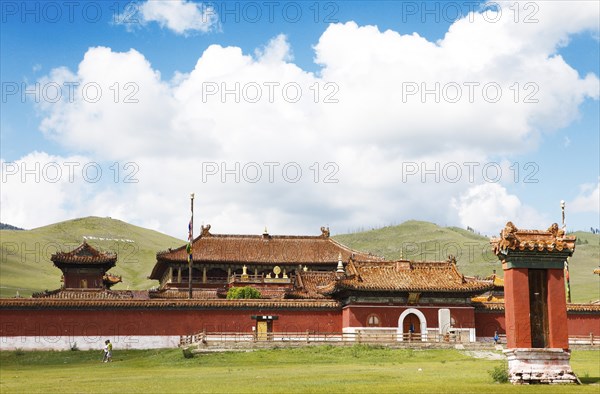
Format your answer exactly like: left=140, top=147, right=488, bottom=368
left=1, top=152, right=90, bottom=228
left=119, top=0, right=219, bottom=35
left=570, top=179, right=600, bottom=213
left=451, top=183, right=548, bottom=235
left=7, top=2, right=599, bottom=237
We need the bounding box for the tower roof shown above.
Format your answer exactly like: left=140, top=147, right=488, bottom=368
left=51, top=241, right=117, bottom=268
left=491, top=222, right=576, bottom=256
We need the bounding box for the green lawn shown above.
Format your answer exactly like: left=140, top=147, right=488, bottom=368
left=1, top=346, right=598, bottom=393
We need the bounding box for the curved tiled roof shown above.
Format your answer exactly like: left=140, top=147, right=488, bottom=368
left=150, top=225, right=382, bottom=280
left=0, top=298, right=340, bottom=310
left=51, top=241, right=117, bottom=267
left=32, top=289, right=144, bottom=300
left=149, top=288, right=218, bottom=299
left=287, top=271, right=338, bottom=299
left=491, top=222, right=576, bottom=255
left=325, top=260, right=493, bottom=295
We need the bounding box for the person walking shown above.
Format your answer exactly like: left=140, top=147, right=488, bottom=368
left=102, top=340, right=113, bottom=362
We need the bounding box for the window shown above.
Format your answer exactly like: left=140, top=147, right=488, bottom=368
left=367, top=314, right=381, bottom=327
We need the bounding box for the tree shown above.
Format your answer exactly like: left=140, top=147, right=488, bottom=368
left=226, top=286, right=261, bottom=299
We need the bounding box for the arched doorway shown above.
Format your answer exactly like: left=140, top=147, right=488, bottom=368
left=403, top=313, right=421, bottom=339
left=398, top=308, right=427, bottom=341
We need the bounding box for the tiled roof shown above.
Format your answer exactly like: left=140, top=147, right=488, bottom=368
left=103, top=273, right=122, bottom=287
left=150, top=225, right=382, bottom=280
left=51, top=241, right=117, bottom=267
left=287, top=271, right=338, bottom=299
left=149, top=288, right=218, bottom=299
left=31, top=289, right=147, bottom=300
left=491, top=222, right=576, bottom=255
left=0, top=298, right=340, bottom=310
left=325, top=260, right=494, bottom=294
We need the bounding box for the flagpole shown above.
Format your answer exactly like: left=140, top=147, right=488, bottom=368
left=561, top=200, right=571, bottom=303
left=189, top=193, right=194, bottom=299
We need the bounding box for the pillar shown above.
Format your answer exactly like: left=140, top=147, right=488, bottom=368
left=503, top=268, right=531, bottom=348
left=546, top=269, right=569, bottom=350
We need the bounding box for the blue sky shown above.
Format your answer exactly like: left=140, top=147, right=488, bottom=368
left=1, top=0, right=599, bottom=239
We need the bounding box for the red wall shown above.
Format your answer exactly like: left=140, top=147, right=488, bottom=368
left=0, top=308, right=341, bottom=337
left=474, top=310, right=600, bottom=338
left=2, top=306, right=597, bottom=339
left=473, top=311, right=506, bottom=338
left=342, top=305, right=476, bottom=329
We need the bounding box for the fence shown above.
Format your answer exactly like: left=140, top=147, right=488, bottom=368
left=180, top=331, right=600, bottom=347
left=180, top=330, right=472, bottom=347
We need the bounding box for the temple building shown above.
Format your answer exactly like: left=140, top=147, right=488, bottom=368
left=0, top=224, right=598, bottom=350
left=148, top=225, right=382, bottom=298
left=51, top=241, right=122, bottom=290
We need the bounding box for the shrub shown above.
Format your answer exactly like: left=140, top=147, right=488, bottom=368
left=489, top=364, right=509, bottom=383
left=14, top=348, right=25, bottom=356
left=182, top=347, right=195, bottom=359
left=226, top=286, right=261, bottom=299
left=69, top=342, right=79, bottom=351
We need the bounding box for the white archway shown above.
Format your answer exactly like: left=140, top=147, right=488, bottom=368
left=398, top=308, right=428, bottom=341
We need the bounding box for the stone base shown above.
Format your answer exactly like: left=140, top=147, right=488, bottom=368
left=504, top=348, right=580, bottom=384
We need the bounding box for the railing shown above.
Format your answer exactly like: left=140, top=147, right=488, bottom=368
left=228, top=274, right=294, bottom=284
left=179, top=331, right=600, bottom=347
left=569, top=334, right=599, bottom=345
left=180, top=331, right=468, bottom=347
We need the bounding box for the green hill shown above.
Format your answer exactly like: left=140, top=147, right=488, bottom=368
left=1, top=218, right=598, bottom=303
left=334, top=220, right=600, bottom=303
left=0, top=216, right=183, bottom=298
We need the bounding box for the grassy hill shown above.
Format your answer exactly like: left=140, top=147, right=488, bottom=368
left=334, top=220, right=600, bottom=303
left=0, top=217, right=183, bottom=298
left=1, top=217, right=598, bottom=302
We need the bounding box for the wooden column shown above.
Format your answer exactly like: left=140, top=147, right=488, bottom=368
left=177, top=267, right=182, bottom=283
left=202, top=266, right=207, bottom=284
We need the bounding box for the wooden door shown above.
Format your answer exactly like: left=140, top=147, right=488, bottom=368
left=403, top=313, right=421, bottom=341
left=529, top=269, right=549, bottom=348
left=257, top=321, right=268, bottom=341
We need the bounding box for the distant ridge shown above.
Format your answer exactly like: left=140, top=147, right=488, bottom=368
left=0, top=223, right=24, bottom=230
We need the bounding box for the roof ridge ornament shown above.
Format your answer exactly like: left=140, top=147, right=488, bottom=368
left=320, top=226, right=330, bottom=238
left=201, top=224, right=211, bottom=237
left=336, top=252, right=345, bottom=276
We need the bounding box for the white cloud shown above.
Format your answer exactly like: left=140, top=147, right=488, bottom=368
left=1, top=152, right=90, bottom=228
left=10, top=4, right=599, bottom=237
left=121, top=0, right=218, bottom=35
left=255, top=34, right=294, bottom=63
left=571, top=180, right=600, bottom=213
left=451, top=183, right=548, bottom=235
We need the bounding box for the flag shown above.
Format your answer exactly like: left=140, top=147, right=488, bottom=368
left=187, top=218, right=193, bottom=263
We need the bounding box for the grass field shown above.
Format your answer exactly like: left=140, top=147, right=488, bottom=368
left=0, top=346, right=598, bottom=393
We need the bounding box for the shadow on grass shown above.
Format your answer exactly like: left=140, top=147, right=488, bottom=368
left=579, top=376, right=600, bottom=384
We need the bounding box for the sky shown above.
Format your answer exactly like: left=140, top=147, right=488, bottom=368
left=1, top=0, right=599, bottom=241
